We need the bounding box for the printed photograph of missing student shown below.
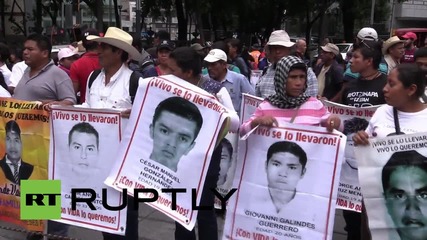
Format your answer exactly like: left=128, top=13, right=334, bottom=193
left=265, top=141, right=307, bottom=214
left=342, top=117, right=369, bottom=173
left=0, top=120, right=34, bottom=185
left=217, top=138, right=233, bottom=187
left=67, top=122, right=100, bottom=184
left=382, top=150, right=427, bottom=240
left=149, top=96, right=203, bottom=172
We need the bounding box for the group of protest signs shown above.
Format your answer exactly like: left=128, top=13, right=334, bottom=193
left=0, top=76, right=425, bottom=240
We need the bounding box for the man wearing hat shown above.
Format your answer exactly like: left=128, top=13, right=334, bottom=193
left=82, top=26, right=147, bottom=240
left=70, top=28, right=101, bottom=104
left=314, top=43, right=344, bottom=102
left=155, top=40, right=175, bottom=75
left=204, top=48, right=254, bottom=114
left=255, top=30, right=318, bottom=98
left=382, top=36, right=405, bottom=74
left=402, top=31, right=418, bottom=63
left=343, top=27, right=388, bottom=82
left=57, top=47, right=79, bottom=76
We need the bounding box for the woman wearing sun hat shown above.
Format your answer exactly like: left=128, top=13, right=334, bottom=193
left=382, top=36, right=405, bottom=75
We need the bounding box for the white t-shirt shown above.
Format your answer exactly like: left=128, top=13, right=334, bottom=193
left=366, top=104, right=427, bottom=137
left=8, top=61, right=28, bottom=87
left=0, top=86, right=11, bottom=97
left=0, top=64, right=11, bottom=86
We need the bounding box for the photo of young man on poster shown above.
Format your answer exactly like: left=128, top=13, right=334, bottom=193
left=0, top=120, right=34, bottom=185
left=68, top=122, right=100, bottom=184
left=217, top=138, right=233, bottom=187
left=149, top=96, right=203, bottom=172
left=265, top=141, right=307, bottom=214
left=382, top=150, right=427, bottom=240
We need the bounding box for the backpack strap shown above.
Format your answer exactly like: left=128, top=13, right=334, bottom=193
left=129, top=72, right=140, bottom=104
left=88, top=69, right=102, bottom=90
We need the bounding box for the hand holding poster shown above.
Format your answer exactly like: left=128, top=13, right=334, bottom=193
left=0, top=98, right=49, bottom=231
left=49, top=106, right=126, bottom=235
left=105, top=75, right=229, bottom=230
left=322, top=100, right=380, bottom=212
left=240, top=93, right=263, bottom=125
left=223, top=123, right=346, bottom=240
left=355, top=133, right=427, bottom=240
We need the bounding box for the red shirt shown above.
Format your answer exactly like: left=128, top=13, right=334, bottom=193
left=401, top=47, right=417, bottom=63
left=70, top=52, right=100, bottom=103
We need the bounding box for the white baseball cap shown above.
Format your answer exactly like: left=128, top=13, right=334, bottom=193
left=321, top=43, right=340, bottom=56
left=357, top=27, right=378, bottom=41
left=266, top=30, right=295, bottom=48
left=58, top=48, right=78, bottom=61
left=204, top=49, right=227, bottom=62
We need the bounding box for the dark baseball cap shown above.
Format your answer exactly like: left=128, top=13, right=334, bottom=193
left=82, top=29, right=99, bottom=42
left=157, top=40, right=175, bottom=51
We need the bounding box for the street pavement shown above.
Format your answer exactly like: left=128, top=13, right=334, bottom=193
left=0, top=204, right=348, bottom=240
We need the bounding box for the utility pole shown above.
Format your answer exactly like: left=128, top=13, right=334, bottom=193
left=370, top=0, right=376, bottom=26
left=135, top=0, right=142, bottom=38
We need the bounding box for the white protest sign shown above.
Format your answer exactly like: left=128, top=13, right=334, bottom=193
left=355, top=133, right=427, bottom=240
left=323, top=100, right=380, bottom=212
left=223, top=123, right=346, bottom=240
left=105, top=75, right=228, bottom=230
left=49, top=106, right=126, bottom=235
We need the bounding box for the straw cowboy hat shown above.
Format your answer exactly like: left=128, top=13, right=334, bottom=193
left=382, top=36, right=405, bottom=55
left=86, top=27, right=147, bottom=61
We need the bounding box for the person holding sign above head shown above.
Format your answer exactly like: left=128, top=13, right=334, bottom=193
left=265, top=141, right=307, bottom=213
left=149, top=97, right=203, bottom=172
left=0, top=120, right=34, bottom=185
left=381, top=150, right=427, bottom=240
left=240, top=55, right=342, bottom=137
left=68, top=122, right=99, bottom=182
left=168, top=47, right=239, bottom=240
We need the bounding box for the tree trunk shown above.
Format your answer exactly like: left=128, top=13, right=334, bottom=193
left=113, top=0, right=120, bottom=27
left=0, top=0, right=5, bottom=41
left=95, top=0, right=103, bottom=31
left=195, top=10, right=204, bottom=43
left=175, top=0, right=187, bottom=41
left=340, top=0, right=356, bottom=42
left=35, top=0, right=43, bottom=34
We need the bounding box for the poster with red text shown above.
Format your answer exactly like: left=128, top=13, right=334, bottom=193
left=49, top=106, right=126, bottom=235
left=355, top=133, right=427, bottom=240
left=240, top=94, right=263, bottom=125
left=105, top=75, right=230, bottom=230
left=322, top=100, right=381, bottom=212
left=223, top=123, right=345, bottom=240
left=0, top=98, right=49, bottom=232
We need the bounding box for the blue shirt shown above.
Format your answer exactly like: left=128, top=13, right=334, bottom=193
left=343, top=62, right=388, bottom=81
left=204, top=70, right=255, bottom=114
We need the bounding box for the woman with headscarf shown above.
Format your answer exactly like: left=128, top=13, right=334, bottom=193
left=240, top=56, right=341, bottom=136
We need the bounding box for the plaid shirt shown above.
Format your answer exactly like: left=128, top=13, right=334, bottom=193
left=255, top=64, right=318, bottom=98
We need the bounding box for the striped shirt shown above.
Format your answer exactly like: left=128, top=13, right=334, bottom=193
left=240, top=97, right=335, bottom=135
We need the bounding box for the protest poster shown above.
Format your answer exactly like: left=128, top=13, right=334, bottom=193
left=322, top=100, right=380, bottom=212
left=214, top=131, right=238, bottom=209
left=355, top=132, right=427, bottom=240
left=49, top=106, right=126, bottom=235
left=249, top=70, right=263, bottom=88
left=223, top=123, right=346, bottom=240
left=0, top=98, right=49, bottom=232
left=240, top=93, right=263, bottom=125
left=105, top=75, right=229, bottom=230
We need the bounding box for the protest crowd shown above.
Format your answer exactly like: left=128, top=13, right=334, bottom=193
left=0, top=23, right=427, bottom=240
